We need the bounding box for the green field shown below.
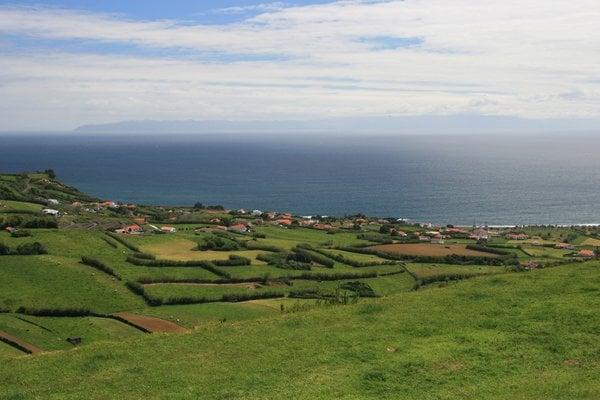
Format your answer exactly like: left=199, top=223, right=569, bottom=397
left=0, top=255, right=144, bottom=313
left=1, top=263, right=599, bottom=398
left=2, top=174, right=600, bottom=398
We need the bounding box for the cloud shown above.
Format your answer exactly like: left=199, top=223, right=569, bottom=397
left=214, top=2, right=288, bottom=14
left=0, top=0, right=599, bottom=130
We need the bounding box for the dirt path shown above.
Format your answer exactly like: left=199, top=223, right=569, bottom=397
left=0, top=331, right=42, bottom=354
left=111, top=312, right=187, bottom=333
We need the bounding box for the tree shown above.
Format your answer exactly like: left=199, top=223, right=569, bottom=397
left=44, top=169, right=56, bottom=179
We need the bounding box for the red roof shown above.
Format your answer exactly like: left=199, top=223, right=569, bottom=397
left=230, top=224, right=247, bottom=230
left=277, top=219, right=292, bottom=225
left=578, top=250, right=595, bottom=257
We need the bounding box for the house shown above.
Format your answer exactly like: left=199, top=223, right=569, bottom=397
left=228, top=224, right=248, bottom=233
left=133, top=217, right=146, bottom=224
left=419, top=236, right=431, bottom=242
left=505, top=233, right=528, bottom=240
left=115, top=225, right=142, bottom=234
left=313, top=223, right=334, bottom=230
left=160, top=226, right=177, bottom=233
left=71, top=201, right=81, bottom=207
left=252, top=210, right=263, bottom=216
left=41, top=208, right=60, bottom=216
left=472, top=228, right=489, bottom=240
left=46, top=199, right=59, bottom=206
left=276, top=219, right=292, bottom=226
left=578, top=249, right=595, bottom=257
left=555, top=243, right=575, bottom=250
left=4, top=226, right=15, bottom=233
left=430, top=238, right=445, bottom=244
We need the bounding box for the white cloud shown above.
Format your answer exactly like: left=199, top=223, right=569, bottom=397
left=214, top=2, right=288, bottom=14
left=0, top=0, right=599, bottom=130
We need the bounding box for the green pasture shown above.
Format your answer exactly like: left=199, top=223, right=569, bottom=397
left=0, top=255, right=143, bottom=313
left=406, top=263, right=503, bottom=280
left=137, top=301, right=280, bottom=328
left=0, top=200, right=44, bottom=213
left=1, top=263, right=599, bottom=398
left=0, top=314, right=142, bottom=354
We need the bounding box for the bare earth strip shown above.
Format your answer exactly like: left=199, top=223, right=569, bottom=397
left=0, top=330, right=42, bottom=354
left=111, top=312, right=187, bottom=333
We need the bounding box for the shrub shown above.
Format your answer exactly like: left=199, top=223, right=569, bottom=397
left=106, top=232, right=141, bottom=252
left=15, top=242, right=47, bottom=255
left=213, top=255, right=251, bottom=266
left=81, top=256, right=121, bottom=280
left=10, top=230, right=31, bottom=238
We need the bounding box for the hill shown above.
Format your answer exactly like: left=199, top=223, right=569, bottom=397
left=1, top=263, right=599, bottom=399
left=1, top=172, right=600, bottom=398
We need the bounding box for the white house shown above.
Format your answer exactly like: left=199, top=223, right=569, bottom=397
left=42, top=208, right=60, bottom=216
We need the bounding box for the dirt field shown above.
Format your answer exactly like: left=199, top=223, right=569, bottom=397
left=0, top=330, right=42, bottom=354
left=111, top=312, right=187, bottom=333
left=371, top=243, right=498, bottom=257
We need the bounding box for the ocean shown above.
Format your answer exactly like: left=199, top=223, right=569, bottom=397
left=1, top=132, right=599, bottom=225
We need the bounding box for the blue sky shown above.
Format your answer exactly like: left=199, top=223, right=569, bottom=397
left=0, top=0, right=598, bottom=130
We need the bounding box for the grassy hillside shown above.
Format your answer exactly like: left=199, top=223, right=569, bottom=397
left=2, top=172, right=600, bottom=398
left=1, top=263, right=599, bottom=399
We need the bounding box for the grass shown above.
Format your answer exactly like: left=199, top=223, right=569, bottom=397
left=1, top=262, right=599, bottom=398
left=139, top=238, right=268, bottom=264
left=405, top=263, right=503, bottom=280
left=0, top=255, right=144, bottom=313
left=0, top=314, right=143, bottom=353
left=372, top=243, right=500, bottom=257
left=137, top=302, right=279, bottom=328
left=0, top=200, right=44, bottom=213
left=0, top=340, right=26, bottom=358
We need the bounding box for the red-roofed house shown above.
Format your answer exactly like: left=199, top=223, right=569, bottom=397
left=229, top=224, right=248, bottom=233
left=160, top=226, right=177, bottom=233
left=276, top=219, right=292, bottom=226
left=578, top=249, right=595, bottom=257
left=115, top=225, right=142, bottom=234
left=313, top=223, right=334, bottom=230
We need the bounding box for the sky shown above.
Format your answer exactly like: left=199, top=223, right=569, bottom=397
left=0, top=0, right=599, bottom=131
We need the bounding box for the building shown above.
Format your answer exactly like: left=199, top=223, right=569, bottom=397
left=41, top=208, right=60, bottom=216
left=160, top=226, right=177, bottom=233
left=228, top=224, right=248, bottom=233
left=115, top=225, right=142, bottom=234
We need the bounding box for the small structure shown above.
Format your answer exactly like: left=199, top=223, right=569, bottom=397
left=67, top=336, right=82, bottom=345
left=430, top=238, right=445, bottom=244
left=46, top=199, right=59, bottom=206
left=578, top=249, right=595, bottom=257
left=115, top=225, right=142, bottom=234
left=41, top=208, right=60, bottom=216
left=228, top=224, right=248, bottom=233
left=160, top=226, right=177, bottom=233
left=505, top=233, right=529, bottom=240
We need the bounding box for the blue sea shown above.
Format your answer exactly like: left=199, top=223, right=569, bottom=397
left=1, top=132, right=599, bottom=225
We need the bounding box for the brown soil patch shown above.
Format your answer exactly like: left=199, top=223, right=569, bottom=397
left=0, top=330, right=42, bottom=354
left=371, top=243, right=498, bottom=257
left=111, top=312, right=187, bottom=333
